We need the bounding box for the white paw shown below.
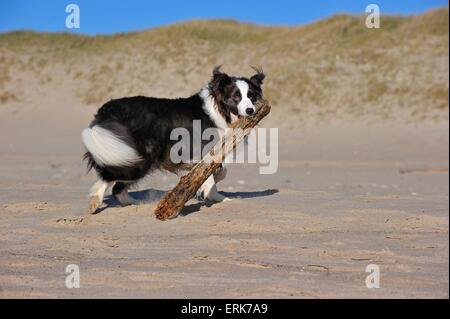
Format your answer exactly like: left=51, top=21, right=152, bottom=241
left=88, top=196, right=101, bottom=214
left=205, top=191, right=231, bottom=203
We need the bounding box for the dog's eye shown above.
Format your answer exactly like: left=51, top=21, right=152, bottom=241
left=233, top=91, right=241, bottom=98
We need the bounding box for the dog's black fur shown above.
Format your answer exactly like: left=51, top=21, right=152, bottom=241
left=85, top=94, right=215, bottom=182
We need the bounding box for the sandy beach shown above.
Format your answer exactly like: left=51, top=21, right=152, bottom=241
left=0, top=96, right=448, bottom=297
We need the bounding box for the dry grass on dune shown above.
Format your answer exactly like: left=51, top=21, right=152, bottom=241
left=0, top=7, right=448, bottom=123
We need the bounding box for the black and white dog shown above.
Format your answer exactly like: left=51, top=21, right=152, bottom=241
left=81, top=66, right=265, bottom=213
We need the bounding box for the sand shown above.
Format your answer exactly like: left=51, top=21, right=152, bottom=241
left=0, top=86, right=448, bottom=298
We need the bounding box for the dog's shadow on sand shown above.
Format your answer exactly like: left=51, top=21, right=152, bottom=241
left=100, top=188, right=279, bottom=217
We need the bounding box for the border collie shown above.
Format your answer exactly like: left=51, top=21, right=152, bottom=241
left=81, top=66, right=265, bottom=213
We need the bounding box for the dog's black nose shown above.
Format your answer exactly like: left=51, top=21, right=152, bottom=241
left=246, top=108, right=254, bottom=115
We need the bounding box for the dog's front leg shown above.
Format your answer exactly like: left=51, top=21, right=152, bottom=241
left=213, top=163, right=227, bottom=183
left=197, top=174, right=230, bottom=202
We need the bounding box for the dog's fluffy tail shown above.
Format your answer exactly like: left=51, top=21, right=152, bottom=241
left=81, top=124, right=142, bottom=168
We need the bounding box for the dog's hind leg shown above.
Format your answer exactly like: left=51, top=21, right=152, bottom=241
left=88, top=179, right=113, bottom=214
left=112, top=182, right=138, bottom=206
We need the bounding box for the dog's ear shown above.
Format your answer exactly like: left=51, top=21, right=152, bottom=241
left=210, top=65, right=231, bottom=94
left=212, top=65, right=223, bottom=78
left=250, top=66, right=265, bottom=86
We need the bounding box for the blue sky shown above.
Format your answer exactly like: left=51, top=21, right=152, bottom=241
left=0, top=0, right=448, bottom=35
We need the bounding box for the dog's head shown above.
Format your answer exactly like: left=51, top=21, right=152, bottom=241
left=208, top=66, right=265, bottom=119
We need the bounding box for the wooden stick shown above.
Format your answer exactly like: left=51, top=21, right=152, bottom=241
left=154, top=99, right=272, bottom=220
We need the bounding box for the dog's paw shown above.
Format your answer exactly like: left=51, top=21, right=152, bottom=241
left=88, top=196, right=101, bottom=214
left=196, top=186, right=232, bottom=203
left=205, top=191, right=232, bottom=203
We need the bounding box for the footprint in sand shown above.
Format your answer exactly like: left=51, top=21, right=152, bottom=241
left=3, top=201, right=69, bottom=213
left=54, top=217, right=85, bottom=226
